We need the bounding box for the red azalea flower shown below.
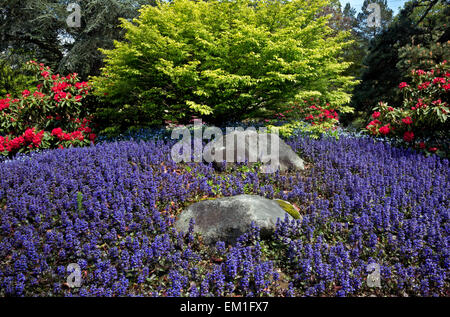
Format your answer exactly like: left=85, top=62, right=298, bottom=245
left=33, top=91, right=45, bottom=98
left=71, top=130, right=84, bottom=141
left=22, top=90, right=31, bottom=97
left=387, top=107, right=394, bottom=111
left=432, top=99, right=442, bottom=105
left=419, top=142, right=426, bottom=149
left=399, top=82, right=408, bottom=89
left=403, top=131, right=414, bottom=142
left=418, top=81, right=430, bottom=90
left=416, top=99, right=427, bottom=108
left=379, top=125, right=390, bottom=135
left=51, top=127, right=63, bottom=137
left=428, top=147, right=438, bottom=153
left=75, top=82, right=89, bottom=90
left=401, top=117, right=413, bottom=125
left=9, top=136, right=25, bottom=150
left=372, top=111, right=381, bottom=119
left=0, top=98, right=10, bottom=110
left=80, top=126, right=91, bottom=133
left=416, top=70, right=425, bottom=76
left=23, top=128, right=35, bottom=143
left=433, top=77, right=446, bottom=85
left=61, top=133, right=72, bottom=141
left=32, top=133, right=43, bottom=147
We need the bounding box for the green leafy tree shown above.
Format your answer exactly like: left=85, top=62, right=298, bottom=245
left=92, top=0, right=356, bottom=132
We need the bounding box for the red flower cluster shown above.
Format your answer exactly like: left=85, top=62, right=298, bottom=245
left=75, top=82, right=89, bottom=90
left=51, top=127, right=84, bottom=142
left=418, top=81, right=430, bottom=90
left=399, top=82, right=409, bottom=89
left=403, top=131, right=414, bottom=142
left=378, top=124, right=390, bottom=135
left=365, top=119, right=381, bottom=133
left=416, top=70, right=426, bottom=76
left=304, top=105, right=339, bottom=123
left=372, top=111, right=381, bottom=119
left=0, top=98, right=10, bottom=111
left=366, top=60, right=448, bottom=155
left=433, top=77, right=446, bottom=85
left=1, top=61, right=96, bottom=156
left=0, top=128, right=44, bottom=152
left=402, top=117, right=413, bottom=125
left=49, top=117, right=96, bottom=145
left=276, top=100, right=339, bottom=125
left=414, top=98, right=427, bottom=110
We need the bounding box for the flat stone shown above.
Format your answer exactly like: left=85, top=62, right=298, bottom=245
left=175, top=194, right=296, bottom=245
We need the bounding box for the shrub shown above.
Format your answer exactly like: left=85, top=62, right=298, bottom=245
left=397, top=42, right=450, bottom=78
left=265, top=98, right=352, bottom=139
left=365, top=60, right=449, bottom=155
left=91, top=0, right=356, bottom=130
left=0, top=56, right=36, bottom=97
left=0, top=61, right=96, bottom=156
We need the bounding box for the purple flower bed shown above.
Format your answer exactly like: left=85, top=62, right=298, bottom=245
left=0, top=136, right=448, bottom=296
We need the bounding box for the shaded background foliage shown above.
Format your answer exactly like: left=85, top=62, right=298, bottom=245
left=0, top=0, right=155, bottom=81
left=347, top=0, right=450, bottom=126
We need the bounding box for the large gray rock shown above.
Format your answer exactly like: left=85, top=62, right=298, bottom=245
left=175, top=194, right=296, bottom=245
left=204, top=129, right=304, bottom=173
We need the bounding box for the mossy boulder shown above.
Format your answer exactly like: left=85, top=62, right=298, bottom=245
left=175, top=194, right=294, bottom=245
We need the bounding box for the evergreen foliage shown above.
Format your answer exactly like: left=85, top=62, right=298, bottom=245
left=0, top=0, right=152, bottom=80
left=351, top=0, right=449, bottom=116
